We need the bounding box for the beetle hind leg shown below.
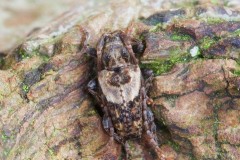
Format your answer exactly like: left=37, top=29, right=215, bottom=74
left=102, top=113, right=123, bottom=142
left=143, top=111, right=165, bottom=160
left=141, top=88, right=165, bottom=160
left=124, top=142, right=131, bottom=160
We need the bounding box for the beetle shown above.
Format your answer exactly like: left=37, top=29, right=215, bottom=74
left=87, top=30, right=165, bottom=160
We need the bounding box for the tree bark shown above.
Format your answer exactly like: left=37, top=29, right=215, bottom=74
left=0, top=1, right=240, bottom=160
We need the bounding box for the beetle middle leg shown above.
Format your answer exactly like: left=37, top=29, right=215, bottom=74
left=141, top=68, right=154, bottom=92
left=141, top=68, right=155, bottom=107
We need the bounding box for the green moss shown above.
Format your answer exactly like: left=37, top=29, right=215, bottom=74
left=1, top=133, right=8, bottom=141
left=141, top=48, right=191, bottom=75
left=140, top=60, right=173, bottom=76
left=233, top=29, right=240, bottom=36
left=1, top=131, right=9, bottom=142
left=149, top=23, right=166, bottom=33
left=212, top=104, right=224, bottom=159
left=17, top=46, right=51, bottom=63
left=22, top=84, right=30, bottom=93
left=3, top=148, right=10, bottom=156
left=48, top=148, right=55, bottom=156
left=39, top=54, right=50, bottom=62
left=8, top=108, right=14, bottom=115
left=204, top=17, right=225, bottom=24
left=18, top=49, right=31, bottom=60
left=233, top=70, right=240, bottom=76
left=86, top=109, right=97, bottom=116
left=199, top=36, right=219, bottom=50
left=170, top=33, right=192, bottom=41
left=167, top=140, right=180, bottom=152
left=165, top=95, right=178, bottom=107
left=189, top=153, right=197, bottom=160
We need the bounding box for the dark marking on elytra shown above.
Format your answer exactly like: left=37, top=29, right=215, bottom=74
left=108, top=69, right=131, bottom=87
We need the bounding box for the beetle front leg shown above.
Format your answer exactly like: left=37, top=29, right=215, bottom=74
left=119, top=31, right=138, bottom=65
left=87, top=78, right=102, bottom=103
left=96, top=33, right=111, bottom=71
left=84, top=44, right=97, bottom=57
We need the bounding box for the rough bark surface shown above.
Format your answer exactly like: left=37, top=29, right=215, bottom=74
left=0, top=1, right=240, bottom=160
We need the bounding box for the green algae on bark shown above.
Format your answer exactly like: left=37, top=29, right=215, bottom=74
left=170, top=33, right=192, bottom=41
left=141, top=48, right=192, bottom=76
left=198, top=36, right=219, bottom=50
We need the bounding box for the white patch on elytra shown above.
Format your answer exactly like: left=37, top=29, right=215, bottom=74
left=98, top=65, right=141, bottom=105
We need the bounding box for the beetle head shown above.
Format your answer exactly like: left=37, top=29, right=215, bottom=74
left=101, top=33, right=131, bottom=69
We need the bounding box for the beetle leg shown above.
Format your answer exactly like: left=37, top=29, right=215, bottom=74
left=141, top=69, right=155, bottom=109
left=102, top=115, right=114, bottom=138
left=87, top=78, right=102, bottom=103
left=131, top=39, right=145, bottom=57
left=88, top=78, right=124, bottom=143
left=84, top=44, right=97, bottom=57
left=124, top=142, right=131, bottom=160
left=96, top=33, right=111, bottom=71
left=142, top=68, right=154, bottom=82
left=102, top=113, right=124, bottom=152
left=125, top=24, right=145, bottom=57
left=141, top=87, right=165, bottom=160
left=102, top=105, right=123, bottom=144
left=141, top=68, right=154, bottom=93
left=119, top=32, right=138, bottom=65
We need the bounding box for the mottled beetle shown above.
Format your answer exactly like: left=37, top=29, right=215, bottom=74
left=87, top=30, right=165, bottom=159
